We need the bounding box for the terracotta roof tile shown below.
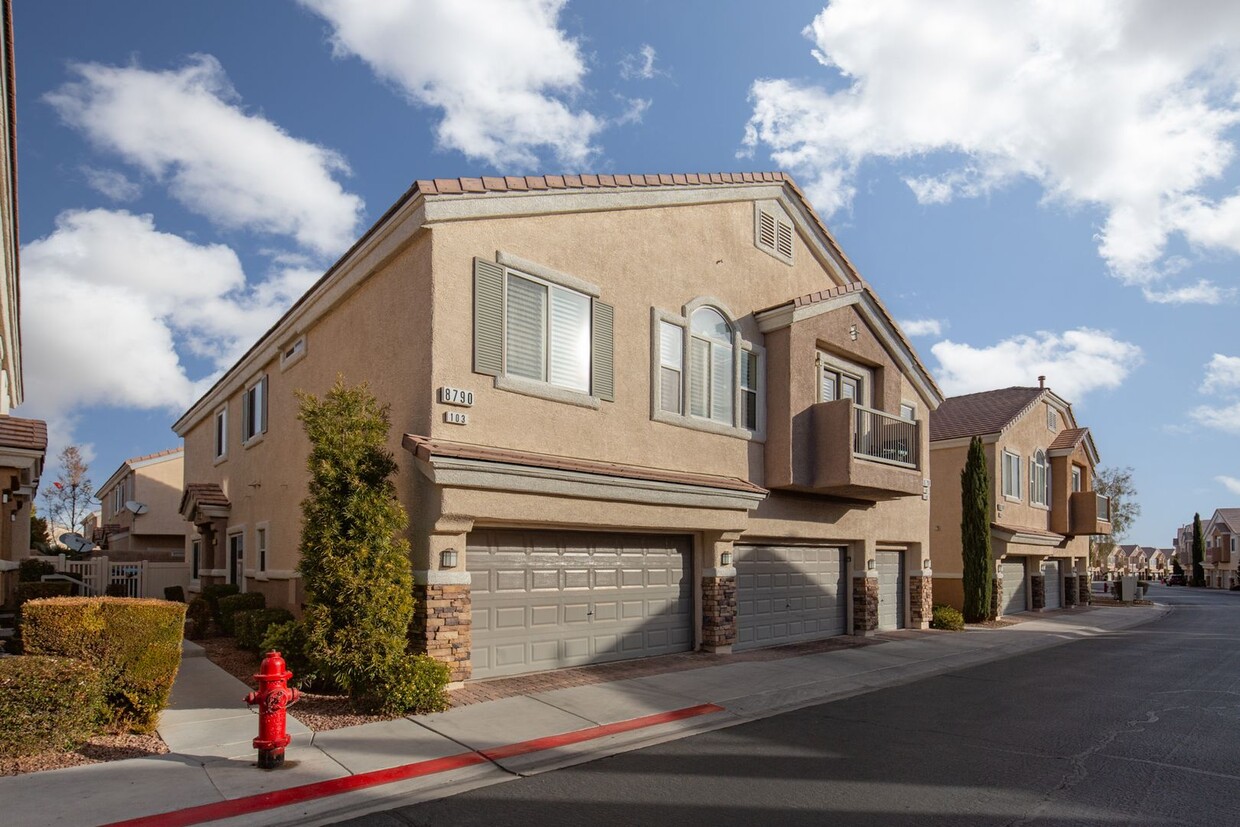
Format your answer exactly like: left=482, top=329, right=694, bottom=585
left=402, top=434, right=767, bottom=497
left=124, top=446, right=183, bottom=465
left=930, top=387, right=1047, bottom=442
left=1213, top=508, right=1240, bottom=533
left=0, top=416, right=47, bottom=452
left=992, top=522, right=1064, bottom=539
left=1048, top=427, right=1088, bottom=452
left=563, top=174, right=583, bottom=188
left=180, top=482, right=230, bottom=515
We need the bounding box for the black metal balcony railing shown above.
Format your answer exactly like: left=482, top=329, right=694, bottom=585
left=854, top=404, right=918, bottom=468
left=1097, top=492, right=1111, bottom=522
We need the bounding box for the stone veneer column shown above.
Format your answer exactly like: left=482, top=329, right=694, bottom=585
left=1063, top=574, right=1078, bottom=607
left=990, top=577, right=1002, bottom=619
left=1078, top=575, right=1091, bottom=605
left=411, top=577, right=471, bottom=683
left=1030, top=574, right=1046, bottom=611
left=853, top=576, right=879, bottom=634
left=909, top=573, right=934, bottom=628
left=702, top=576, right=737, bottom=651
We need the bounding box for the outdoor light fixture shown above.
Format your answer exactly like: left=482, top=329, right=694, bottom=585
left=867, top=558, right=876, bottom=571
left=1, top=491, right=8, bottom=503
left=439, top=548, right=458, bottom=569
left=923, top=558, right=932, bottom=570
left=720, top=550, right=733, bottom=566
left=849, top=324, right=858, bottom=341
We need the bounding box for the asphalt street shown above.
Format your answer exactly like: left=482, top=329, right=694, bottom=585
left=333, top=587, right=1240, bottom=827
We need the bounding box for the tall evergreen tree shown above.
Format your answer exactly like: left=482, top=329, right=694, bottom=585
left=297, top=379, right=415, bottom=701
left=1192, top=512, right=1205, bottom=587
left=961, top=436, right=993, bottom=622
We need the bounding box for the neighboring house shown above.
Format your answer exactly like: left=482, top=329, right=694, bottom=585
left=94, top=448, right=187, bottom=563
left=1128, top=546, right=1149, bottom=577
left=174, top=171, right=943, bottom=683
left=1204, top=509, right=1240, bottom=589
left=1172, top=523, right=1194, bottom=573
left=0, top=1, right=46, bottom=606
left=928, top=383, right=1111, bottom=616
left=1148, top=549, right=1170, bottom=577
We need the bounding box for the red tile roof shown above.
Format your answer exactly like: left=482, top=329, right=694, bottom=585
left=402, top=434, right=767, bottom=496
left=1048, top=427, right=1088, bottom=452
left=929, top=387, right=1046, bottom=442
left=179, top=482, right=230, bottom=515
left=0, top=415, right=47, bottom=451
left=991, top=522, right=1064, bottom=540
left=1213, top=508, right=1240, bottom=533
left=124, top=446, right=183, bottom=465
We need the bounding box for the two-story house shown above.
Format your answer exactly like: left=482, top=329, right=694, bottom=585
left=173, top=171, right=943, bottom=683
left=1204, top=509, right=1239, bottom=589
left=928, top=383, right=1111, bottom=616
left=1172, top=523, right=1194, bottom=574
left=94, top=448, right=187, bottom=563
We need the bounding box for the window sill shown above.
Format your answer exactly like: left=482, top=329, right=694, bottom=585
left=1003, top=495, right=1022, bottom=503
left=280, top=347, right=306, bottom=372
left=651, top=408, right=764, bottom=442
left=242, top=432, right=266, bottom=450
left=494, top=374, right=600, bottom=409
left=1030, top=502, right=1050, bottom=511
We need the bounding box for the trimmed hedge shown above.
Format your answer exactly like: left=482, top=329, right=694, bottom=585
left=18, top=558, right=55, bottom=582
left=378, top=654, right=451, bottom=715
left=15, top=581, right=73, bottom=607
left=218, top=592, right=266, bottom=636
left=0, top=656, right=104, bottom=757
left=201, top=583, right=240, bottom=621
left=234, top=608, right=295, bottom=651
left=21, top=597, right=187, bottom=733
left=930, top=604, right=965, bottom=631
left=186, top=597, right=213, bottom=639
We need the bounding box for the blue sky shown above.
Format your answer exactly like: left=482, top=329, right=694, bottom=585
left=14, top=1, right=1240, bottom=545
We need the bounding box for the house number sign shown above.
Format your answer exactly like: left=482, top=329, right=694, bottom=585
left=438, top=386, right=474, bottom=407
left=444, top=411, right=469, bottom=425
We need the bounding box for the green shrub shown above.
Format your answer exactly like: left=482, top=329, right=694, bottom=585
left=218, top=592, right=266, bottom=636
left=15, top=581, right=73, bottom=607
left=235, top=608, right=294, bottom=651
left=260, top=620, right=315, bottom=687
left=931, top=604, right=965, bottom=631
left=201, top=583, right=240, bottom=621
left=375, top=654, right=450, bottom=715
left=18, top=558, right=55, bottom=582
left=21, top=597, right=187, bottom=733
left=186, top=597, right=213, bottom=639
left=0, top=656, right=104, bottom=757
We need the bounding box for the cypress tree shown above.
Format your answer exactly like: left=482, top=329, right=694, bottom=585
left=1192, top=512, right=1205, bottom=588
left=961, top=436, right=993, bottom=623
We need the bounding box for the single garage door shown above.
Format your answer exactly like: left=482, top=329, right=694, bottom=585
left=469, top=529, right=692, bottom=680
left=1001, top=559, right=1028, bottom=616
left=735, top=545, right=846, bottom=650
left=877, top=550, right=906, bottom=631
left=1042, top=559, right=1062, bottom=610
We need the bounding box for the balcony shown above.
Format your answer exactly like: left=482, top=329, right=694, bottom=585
left=1068, top=491, right=1112, bottom=536
left=798, top=399, right=923, bottom=501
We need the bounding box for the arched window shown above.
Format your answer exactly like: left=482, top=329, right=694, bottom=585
left=655, top=302, right=761, bottom=434
left=1031, top=450, right=1049, bottom=506
left=689, top=308, right=734, bottom=424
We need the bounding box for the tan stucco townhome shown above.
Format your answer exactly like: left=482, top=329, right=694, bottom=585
left=93, top=448, right=187, bottom=563
left=928, top=384, right=1111, bottom=617
left=173, top=171, right=943, bottom=683
left=1204, top=509, right=1240, bottom=589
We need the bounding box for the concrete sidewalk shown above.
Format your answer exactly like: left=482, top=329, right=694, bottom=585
left=0, top=604, right=1168, bottom=827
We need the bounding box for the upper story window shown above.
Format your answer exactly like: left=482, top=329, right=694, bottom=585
left=473, top=256, right=614, bottom=405
left=1047, top=405, right=1057, bottom=431
left=257, top=526, right=268, bottom=572
left=819, top=354, right=871, bottom=407
left=1002, top=450, right=1022, bottom=500
left=1030, top=449, right=1049, bottom=506
left=280, top=336, right=306, bottom=371
left=1071, top=466, right=1082, bottom=492
left=653, top=301, right=761, bottom=436
left=241, top=375, right=268, bottom=444
left=214, top=406, right=228, bottom=461
left=900, top=403, right=917, bottom=421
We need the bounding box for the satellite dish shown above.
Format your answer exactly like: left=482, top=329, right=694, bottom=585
left=125, top=501, right=150, bottom=516
left=59, top=532, right=94, bottom=553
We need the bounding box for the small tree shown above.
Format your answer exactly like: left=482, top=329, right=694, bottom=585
left=1171, top=555, right=1184, bottom=576
left=295, top=378, right=446, bottom=712
left=961, top=436, right=993, bottom=623
left=1192, top=512, right=1205, bottom=587
left=1090, top=466, right=1141, bottom=570
left=29, top=506, right=51, bottom=554
left=40, top=446, right=96, bottom=544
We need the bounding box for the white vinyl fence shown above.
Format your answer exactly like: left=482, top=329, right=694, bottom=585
left=31, top=555, right=190, bottom=599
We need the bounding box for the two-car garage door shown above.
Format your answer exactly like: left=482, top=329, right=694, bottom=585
left=469, top=530, right=693, bottom=680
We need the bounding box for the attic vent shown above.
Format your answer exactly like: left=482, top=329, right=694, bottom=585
left=754, top=202, right=794, bottom=265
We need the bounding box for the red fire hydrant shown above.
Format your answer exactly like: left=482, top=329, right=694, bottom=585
left=244, top=650, right=301, bottom=769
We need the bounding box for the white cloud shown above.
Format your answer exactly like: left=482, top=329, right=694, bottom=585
left=299, top=0, right=602, bottom=168
left=18, top=209, right=317, bottom=451
left=1202, top=354, right=1240, bottom=394
left=743, top=1, right=1240, bottom=297
left=1218, top=475, right=1240, bottom=495
left=1192, top=402, right=1240, bottom=434
left=47, top=55, right=363, bottom=257
left=899, top=318, right=944, bottom=337
left=81, top=166, right=141, bottom=201
left=621, top=44, right=660, bottom=81
left=1142, top=281, right=1236, bottom=305
left=930, top=328, right=1143, bottom=402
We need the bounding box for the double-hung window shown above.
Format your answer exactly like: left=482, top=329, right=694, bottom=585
left=1030, top=450, right=1049, bottom=506
left=241, top=376, right=268, bottom=443
left=256, top=527, right=268, bottom=573
left=1071, top=466, right=1082, bottom=492
left=654, top=303, right=761, bottom=434
left=1002, top=451, right=1022, bottom=500
left=214, top=406, right=228, bottom=461
left=473, top=256, right=614, bottom=403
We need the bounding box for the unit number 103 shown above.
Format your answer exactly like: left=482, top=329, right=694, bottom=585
left=444, top=411, right=469, bottom=425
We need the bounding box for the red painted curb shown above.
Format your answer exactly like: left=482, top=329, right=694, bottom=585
left=103, top=703, right=725, bottom=827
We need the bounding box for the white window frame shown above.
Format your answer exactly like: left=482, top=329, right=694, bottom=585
left=1002, top=450, right=1022, bottom=501
left=213, top=405, right=228, bottom=463
left=1047, top=405, right=1057, bottom=431
left=1030, top=449, right=1049, bottom=507
left=190, top=537, right=201, bottom=583
left=1071, top=465, right=1082, bottom=492
left=900, top=402, right=917, bottom=421
left=256, top=523, right=269, bottom=575
left=279, top=335, right=307, bottom=371
left=818, top=352, right=872, bottom=408
left=227, top=529, right=245, bottom=592
left=241, top=375, right=267, bottom=446
left=650, top=300, right=764, bottom=440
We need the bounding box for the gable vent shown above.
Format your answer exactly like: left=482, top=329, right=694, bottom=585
left=754, top=202, right=794, bottom=265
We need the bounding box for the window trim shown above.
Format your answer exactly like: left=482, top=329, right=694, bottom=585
left=1002, top=450, right=1022, bottom=501
left=241, top=374, right=268, bottom=447
left=227, top=527, right=245, bottom=592
left=818, top=351, right=873, bottom=408
left=190, top=537, right=201, bottom=583
left=254, top=522, right=270, bottom=579
left=650, top=301, right=765, bottom=441
left=1047, top=405, right=1057, bottom=432
left=900, top=402, right=917, bottom=422
left=279, top=335, right=306, bottom=371
left=1030, top=449, right=1049, bottom=507
left=213, top=405, right=228, bottom=464
left=754, top=201, right=795, bottom=265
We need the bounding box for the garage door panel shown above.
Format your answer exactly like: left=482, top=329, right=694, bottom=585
left=736, top=544, right=846, bottom=650
left=877, top=551, right=906, bottom=632
left=1043, top=560, right=1062, bottom=609
left=469, top=529, right=692, bottom=680
left=1001, top=560, right=1027, bottom=615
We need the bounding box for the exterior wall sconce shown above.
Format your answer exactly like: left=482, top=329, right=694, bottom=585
left=849, top=324, right=858, bottom=341
left=867, top=558, right=876, bottom=571
left=9, top=511, right=14, bottom=522
left=440, top=548, right=459, bottom=569
left=720, top=551, right=733, bottom=566
left=923, top=559, right=932, bottom=570
left=1, top=491, right=8, bottom=503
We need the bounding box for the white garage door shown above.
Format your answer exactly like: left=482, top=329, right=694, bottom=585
left=877, top=551, right=906, bottom=631
left=1042, top=559, right=1062, bottom=610
left=469, top=530, right=692, bottom=680
left=1001, top=559, right=1028, bottom=616
left=735, top=544, right=847, bottom=650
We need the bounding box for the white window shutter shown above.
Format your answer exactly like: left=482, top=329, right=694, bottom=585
left=505, top=274, right=546, bottom=381
left=591, top=300, right=615, bottom=402
left=549, top=287, right=590, bottom=393
left=473, top=258, right=505, bottom=376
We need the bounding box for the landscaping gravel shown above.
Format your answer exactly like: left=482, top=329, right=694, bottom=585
left=0, top=732, right=167, bottom=777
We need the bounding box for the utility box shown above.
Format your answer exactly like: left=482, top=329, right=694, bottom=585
left=1118, top=576, right=1139, bottom=602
